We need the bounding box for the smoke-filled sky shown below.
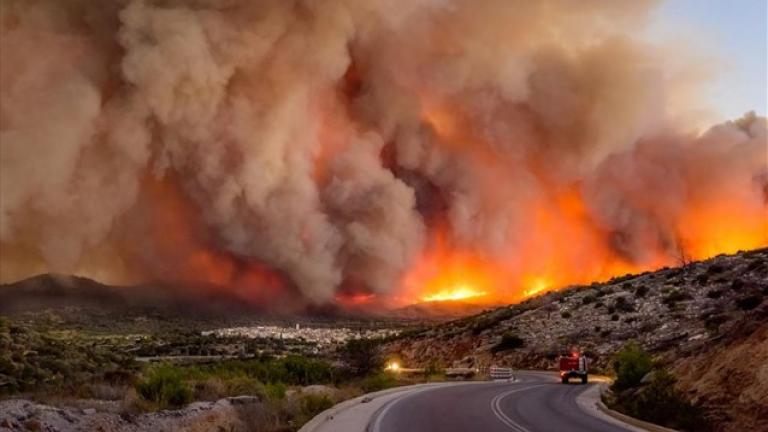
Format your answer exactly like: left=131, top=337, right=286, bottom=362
left=1, top=0, right=766, bottom=312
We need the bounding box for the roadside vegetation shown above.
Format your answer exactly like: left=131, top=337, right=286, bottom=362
left=0, top=315, right=419, bottom=431
left=604, top=341, right=710, bottom=432
left=0, top=316, right=138, bottom=395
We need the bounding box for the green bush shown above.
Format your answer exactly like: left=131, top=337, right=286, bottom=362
left=223, top=376, right=263, bottom=397
left=136, top=364, right=192, bottom=408
left=264, top=382, right=286, bottom=400
left=360, top=373, right=397, bottom=393
left=190, top=355, right=334, bottom=386
left=282, top=355, right=334, bottom=385
left=301, top=394, right=334, bottom=416
left=634, top=286, right=649, bottom=298
left=611, top=342, right=653, bottom=391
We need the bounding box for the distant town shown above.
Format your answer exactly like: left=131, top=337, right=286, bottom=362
left=202, top=324, right=400, bottom=350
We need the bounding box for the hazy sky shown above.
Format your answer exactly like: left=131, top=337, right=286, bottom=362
left=651, top=0, right=767, bottom=120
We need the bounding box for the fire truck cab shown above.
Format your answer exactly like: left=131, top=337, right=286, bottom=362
left=559, top=352, right=588, bottom=384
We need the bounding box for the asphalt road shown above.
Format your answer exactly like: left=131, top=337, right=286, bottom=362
left=369, top=372, right=637, bottom=432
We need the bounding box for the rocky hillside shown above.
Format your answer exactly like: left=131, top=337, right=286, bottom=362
left=384, top=248, right=768, bottom=431
left=0, top=397, right=249, bottom=432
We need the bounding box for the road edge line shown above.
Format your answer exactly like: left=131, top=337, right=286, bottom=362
left=297, top=383, right=434, bottom=432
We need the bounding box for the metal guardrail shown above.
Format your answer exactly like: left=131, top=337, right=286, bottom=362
left=489, top=366, right=514, bottom=380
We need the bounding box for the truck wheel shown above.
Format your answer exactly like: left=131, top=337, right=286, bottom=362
left=581, top=375, right=588, bottom=384
left=561, top=377, right=568, bottom=384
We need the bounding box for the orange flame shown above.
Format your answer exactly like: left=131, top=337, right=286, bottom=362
left=399, top=182, right=767, bottom=306
left=421, top=284, right=487, bottom=302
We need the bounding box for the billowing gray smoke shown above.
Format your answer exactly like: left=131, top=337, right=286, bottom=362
left=1, top=0, right=766, bottom=306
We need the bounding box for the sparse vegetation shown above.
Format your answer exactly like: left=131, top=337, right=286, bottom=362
left=0, top=318, right=138, bottom=395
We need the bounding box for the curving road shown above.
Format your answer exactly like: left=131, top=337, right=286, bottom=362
left=367, top=372, right=640, bottom=432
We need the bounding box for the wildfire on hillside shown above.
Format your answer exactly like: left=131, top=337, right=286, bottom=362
left=1, top=0, right=766, bottom=312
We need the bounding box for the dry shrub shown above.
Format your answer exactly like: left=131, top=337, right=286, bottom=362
left=194, top=377, right=227, bottom=401
left=87, top=383, right=129, bottom=401
left=233, top=402, right=280, bottom=432
left=121, top=388, right=156, bottom=414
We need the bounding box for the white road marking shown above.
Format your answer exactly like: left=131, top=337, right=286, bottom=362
left=490, top=384, right=547, bottom=432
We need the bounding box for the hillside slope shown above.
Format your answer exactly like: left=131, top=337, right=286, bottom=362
left=384, top=248, right=768, bottom=431
left=0, top=274, right=292, bottom=321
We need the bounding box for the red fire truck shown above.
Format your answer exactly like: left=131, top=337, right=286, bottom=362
left=559, top=352, right=588, bottom=384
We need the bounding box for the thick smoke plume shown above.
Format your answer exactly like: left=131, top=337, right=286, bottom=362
left=1, top=0, right=766, bottom=308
